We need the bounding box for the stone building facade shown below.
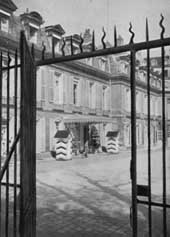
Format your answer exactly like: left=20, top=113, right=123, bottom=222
left=0, top=0, right=166, bottom=155
left=142, top=55, right=170, bottom=147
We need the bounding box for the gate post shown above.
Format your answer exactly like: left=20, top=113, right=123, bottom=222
left=130, top=49, right=138, bottom=236
left=20, top=31, right=36, bottom=237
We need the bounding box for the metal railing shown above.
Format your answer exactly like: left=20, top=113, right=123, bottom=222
left=0, top=50, right=21, bottom=237
left=36, top=15, right=170, bottom=237
left=0, top=14, right=169, bottom=237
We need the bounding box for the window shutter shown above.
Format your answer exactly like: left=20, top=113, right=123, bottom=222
left=41, top=118, right=46, bottom=152
left=1, top=18, right=9, bottom=33
left=48, top=70, right=54, bottom=102
left=36, top=68, right=41, bottom=101
left=86, top=80, right=90, bottom=107
left=65, top=74, right=70, bottom=104
left=168, top=69, right=170, bottom=77
left=78, top=79, right=81, bottom=106
left=54, top=73, right=59, bottom=104
left=41, top=68, right=46, bottom=101
left=92, top=83, right=96, bottom=109
left=168, top=98, right=170, bottom=119
left=37, top=118, right=46, bottom=152
left=49, top=118, right=56, bottom=150
left=96, top=84, right=99, bottom=109
left=83, top=79, right=86, bottom=106
left=69, top=76, right=73, bottom=104
left=100, top=85, right=103, bottom=109
left=106, top=88, right=110, bottom=110
left=80, top=78, right=84, bottom=106
left=63, top=74, right=66, bottom=104
left=59, top=74, right=63, bottom=104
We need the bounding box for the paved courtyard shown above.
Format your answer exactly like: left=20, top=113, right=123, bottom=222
left=36, top=149, right=170, bottom=237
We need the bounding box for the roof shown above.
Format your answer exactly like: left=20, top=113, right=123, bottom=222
left=45, top=24, right=65, bottom=36
left=143, top=56, right=170, bottom=67
left=58, top=114, right=116, bottom=123
left=20, top=11, right=44, bottom=25
left=0, top=0, right=17, bottom=12
left=54, top=130, right=69, bottom=138
left=65, top=34, right=81, bottom=43
left=106, top=131, right=119, bottom=137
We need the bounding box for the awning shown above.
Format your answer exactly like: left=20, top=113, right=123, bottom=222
left=56, top=114, right=116, bottom=124
left=54, top=130, right=70, bottom=138
left=106, top=131, right=119, bottom=137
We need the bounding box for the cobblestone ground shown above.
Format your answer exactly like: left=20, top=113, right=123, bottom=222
left=36, top=149, right=170, bottom=237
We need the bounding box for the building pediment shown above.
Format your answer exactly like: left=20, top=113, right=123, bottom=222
left=0, top=0, right=17, bottom=13
left=45, top=24, right=65, bottom=37
left=65, top=34, right=81, bottom=48
left=20, top=11, right=44, bottom=26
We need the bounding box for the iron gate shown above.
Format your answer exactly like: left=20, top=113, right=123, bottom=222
left=0, top=15, right=169, bottom=237
left=20, top=32, right=36, bottom=237
left=36, top=16, right=170, bottom=237
left=0, top=31, right=36, bottom=236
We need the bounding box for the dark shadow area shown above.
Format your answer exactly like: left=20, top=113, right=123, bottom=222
left=37, top=179, right=128, bottom=226
left=37, top=206, right=130, bottom=237
left=74, top=173, right=170, bottom=237
left=75, top=172, right=131, bottom=204
left=0, top=188, right=20, bottom=237
left=37, top=180, right=132, bottom=236
left=37, top=176, right=170, bottom=237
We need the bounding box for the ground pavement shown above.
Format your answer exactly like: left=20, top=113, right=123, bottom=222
left=36, top=149, right=170, bottom=237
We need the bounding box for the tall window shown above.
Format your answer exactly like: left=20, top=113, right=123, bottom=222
left=55, top=42, right=60, bottom=54
left=136, top=92, right=141, bottom=113
left=41, top=69, right=46, bottom=101
left=86, top=58, right=92, bottom=66
left=125, top=125, right=131, bottom=146
left=102, top=86, right=107, bottom=110
left=99, top=58, right=106, bottom=71
left=139, top=71, right=146, bottom=82
left=0, top=17, right=9, bottom=32
left=125, top=88, right=131, bottom=112
left=29, top=26, right=38, bottom=44
left=150, top=96, right=155, bottom=116
left=136, top=124, right=141, bottom=145
left=52, top=37, right=61, bottom=54
left=54, top=73, right=60, bottom=104
left=155, top=98, right=158, bottom=116
left=89, top=82, right=93, bottom=108
left=167, top=98, right=170, bottom=119
left=73, top=80, right=78, bottom=105
left=143, top=94, right=147, bottom=114
left=89, top=82, right=96, bottom=109
left=49, top=71, right=54, bottom=102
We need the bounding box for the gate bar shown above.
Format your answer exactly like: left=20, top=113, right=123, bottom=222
left=36, top=37, right=170, bottom=66
left=0, top=52, right=2, bottom=234
left=20, top=31, right=36, bottom=237
left=130, top=49, right=138, bottom=237
left=5, top=52, right=10, bottom=237
left=1, top=182, right=20, bottom=188
left=2, top=64, right=21, bottom=71
left=13, top=49, right=18, bottom=237
left=0, top=132, right=20, bottom=181
left=146, top=19, right=152, bottom=237
left=137, top=199, right=170, bottom=208
left=161, top=45, right=167, bottom=237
